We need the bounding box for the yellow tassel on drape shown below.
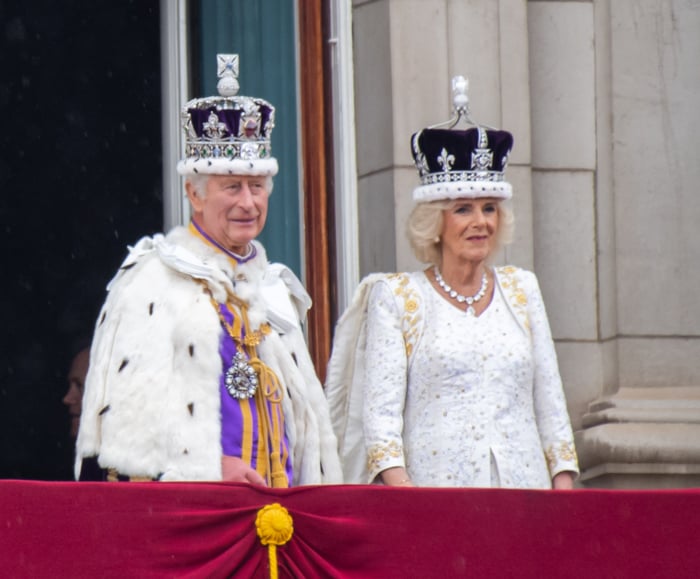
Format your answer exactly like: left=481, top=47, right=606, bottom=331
left=256, top=503, right=294, bottom=579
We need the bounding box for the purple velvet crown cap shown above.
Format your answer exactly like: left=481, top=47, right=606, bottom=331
left=411, top=126, right=514, bottom=202
left=177, top=54, right=279, bottom=177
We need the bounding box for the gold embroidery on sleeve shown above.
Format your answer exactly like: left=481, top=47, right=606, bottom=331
left=367, top=440, right=404, bottom=473
left=387, top=274, right=421, bottom=358
left=497, top=266, right=530, bottom=332
left=545, top=441, right=579, bottom=472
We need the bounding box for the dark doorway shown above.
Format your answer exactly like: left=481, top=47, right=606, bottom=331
left=0, top=0, right=163, bottom=480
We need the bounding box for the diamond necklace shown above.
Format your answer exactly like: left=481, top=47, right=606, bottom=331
left=433, top=266, right=488, bottom=316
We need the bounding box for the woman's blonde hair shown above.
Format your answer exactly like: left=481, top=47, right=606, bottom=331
left=407, top=199, right=515, bottom=265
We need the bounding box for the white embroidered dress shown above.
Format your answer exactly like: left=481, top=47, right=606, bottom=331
left=354, top=267, right=578, bottom=489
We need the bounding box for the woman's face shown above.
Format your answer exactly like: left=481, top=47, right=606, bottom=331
left=187, top=175, right=269, bottom=254
left=440, top=198, right=500, bottom=265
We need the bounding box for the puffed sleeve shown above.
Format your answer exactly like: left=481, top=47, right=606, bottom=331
left=523, top=271, right=579, bottom=478
left=363, top=279, right=409, bottom=482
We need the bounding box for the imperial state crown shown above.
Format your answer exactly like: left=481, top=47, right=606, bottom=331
left=177, top=54, right=278, bottom=177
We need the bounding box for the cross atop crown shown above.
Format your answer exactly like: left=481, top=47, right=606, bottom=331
left=176, top=54, right=278, bottom=177
left=217, top=54, right=240, bottom=97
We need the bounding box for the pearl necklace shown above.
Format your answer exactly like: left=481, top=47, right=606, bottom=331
left=434, top=266, right=488, bottom=316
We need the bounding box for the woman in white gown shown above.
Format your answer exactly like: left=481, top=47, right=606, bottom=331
left=326, top=113, right=579, bottom=490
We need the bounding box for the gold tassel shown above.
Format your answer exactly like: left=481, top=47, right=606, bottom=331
left=250, top=356, right=288, bottom=488
left=256, top=503, right=294, bottom=579
left=210, top=287, right=288, bottom=487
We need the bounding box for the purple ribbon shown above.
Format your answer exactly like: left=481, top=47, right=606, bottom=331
left=190, top=219, right=257, bottom=264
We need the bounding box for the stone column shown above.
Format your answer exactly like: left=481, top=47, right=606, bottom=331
left=573, top=0, right=700, bottom=488
left=351, top=0, right=700, bottom=488
left=352, top=0, right=534, bottom=274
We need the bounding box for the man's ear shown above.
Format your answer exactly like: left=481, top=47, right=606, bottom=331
left=185, top=180, right=204, bottom=213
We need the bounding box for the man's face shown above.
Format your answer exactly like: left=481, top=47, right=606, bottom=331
left=187, top=175, right=269, bottom=254
left=63, top=348, right=89, bottom=438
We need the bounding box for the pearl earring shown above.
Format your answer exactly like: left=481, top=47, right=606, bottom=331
left=434, top=236, right=440, bottom=243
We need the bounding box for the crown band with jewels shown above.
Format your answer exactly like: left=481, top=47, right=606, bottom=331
left=411, top=76, right=514, bottom=202
left=420, top=168, right=508, bottom=186
left=177, top=54, right=279, bottom=177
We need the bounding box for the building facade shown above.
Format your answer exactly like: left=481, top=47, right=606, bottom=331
left=350, top=0, right=700, bottom=488
left=2, top=0, right=698, bottom=485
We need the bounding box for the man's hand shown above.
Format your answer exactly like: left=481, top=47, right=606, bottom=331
left=221, top=455, right=267, bottom=485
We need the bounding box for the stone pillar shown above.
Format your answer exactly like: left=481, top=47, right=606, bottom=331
left=527, top=0, right=700, bottom=488
left=352, top=0, right=534, bottom=274
left=527, top=1, right=604, bottom=439
left=351, top=0, right=700, bottom=488
left=573, top=0, right=700, bottom=488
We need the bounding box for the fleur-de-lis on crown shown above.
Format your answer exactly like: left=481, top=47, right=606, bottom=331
left=203, top=111, right=229, bottom=139
left=437, top=148, right=455, bottom=172
left=412, top=132, right=429, bottom=176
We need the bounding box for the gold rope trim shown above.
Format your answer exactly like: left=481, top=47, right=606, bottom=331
left=202, top=282, right=288, bottom=487
left=256, top=503, right=294, bottom=579
left=236, top=298, right=287, bottom=488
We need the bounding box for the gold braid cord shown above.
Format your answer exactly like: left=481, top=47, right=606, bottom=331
left=206, top=285, right=288, bottom=488
left=256, top=503, right=294, bottom=579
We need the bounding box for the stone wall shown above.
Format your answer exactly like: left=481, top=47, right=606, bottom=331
left=351, top=0, right=700, bottom=488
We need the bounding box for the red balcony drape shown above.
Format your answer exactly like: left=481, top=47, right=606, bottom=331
left=1, top=481, right=698, bottom=578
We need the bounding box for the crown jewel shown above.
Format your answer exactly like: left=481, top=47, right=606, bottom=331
left=177, top=54, right=278, bottom=176
left=411, top=76, right=513, bottom=202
